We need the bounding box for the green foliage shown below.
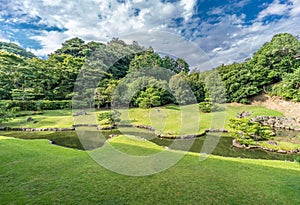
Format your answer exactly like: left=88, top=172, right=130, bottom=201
left=228, top=118, right=273, bottom=146
left=198, top=99, right=224, bottom=113
left=208, top=33, right=300, bottom=103
left=0, top=106, right=15, bottom=124
left=198, top=101, right=212, bottom=113
left=294, top=156, right=300, bottom=163
left=250, top=33, right=300, bottom=83
left=271, top=67, right=300, bottom=101
left=95, top=79, right=118, bottom=108
left=0, top=42, right=35, bottom=58
left=98, top=110, right=121, bottom=125
left=169, top=74, right=196, bottom=105
left=0, top=51, right=83, bottom=101
left=54, top=37, right=87, bottom=57
left=136, top=86, right=162, bottom=108
left=204, top=70, right=227, bottom=103
left=129, top=48, right=189, bottom=74
left=184, top=73, right=206, bottom=102
left=0, top=100, right=71, bottom=111
left=112, top=67, right=174, bottom=107
left=11, top=88, right=35, bottom=101
left=1, top=32, right=299, bottom=108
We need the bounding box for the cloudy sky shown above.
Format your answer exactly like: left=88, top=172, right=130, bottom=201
left=1, top=0, right=300, bottom=69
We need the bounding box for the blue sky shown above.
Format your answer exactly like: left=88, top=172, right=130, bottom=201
left=0, top=0, right=300, bottom=69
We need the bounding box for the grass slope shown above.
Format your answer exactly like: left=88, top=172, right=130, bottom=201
left=1, top=136, right=299, bottom=204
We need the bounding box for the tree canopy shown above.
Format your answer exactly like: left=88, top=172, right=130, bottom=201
left=0, top=42, right=36, bottom=58
left=0, top=33, right=299, bottom=110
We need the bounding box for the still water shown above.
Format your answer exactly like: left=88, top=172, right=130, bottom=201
left=1, top=127, right=299, bottom=161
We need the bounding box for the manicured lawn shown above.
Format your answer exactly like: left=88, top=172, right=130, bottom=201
left=2, top=104, right=283, bottom=136
left=2, top=110, right=74, bottom=128
left=123, top=104, right=283, bottom=135
left=0, top=136, right=300, bottom=204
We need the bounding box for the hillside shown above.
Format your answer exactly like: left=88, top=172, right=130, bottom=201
left=251, top=93, right=300, bottom=118
left=0, top=33, right=299, bottom=112
left=0, top=42, right=35, bottom=58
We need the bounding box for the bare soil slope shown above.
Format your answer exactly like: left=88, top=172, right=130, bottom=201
left=250, top=94, right=300, bottom=118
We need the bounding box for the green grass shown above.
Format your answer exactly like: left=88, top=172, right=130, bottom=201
left=260, top=141, right=300, bottom=151
left=2, top=110, right=74, bottom=128
left=106, top=135, right=163, bottom=156
left=122, top=104, right=283, bottom=135
left=2, top=104, right=283, bottom=136
left=1, top=136, right=300, bottom=204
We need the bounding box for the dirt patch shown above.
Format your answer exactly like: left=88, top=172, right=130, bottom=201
left=250, top=94, right=300, bottom=118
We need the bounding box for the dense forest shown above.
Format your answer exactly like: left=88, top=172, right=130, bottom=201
left=0, top=33, right=299, bottom=112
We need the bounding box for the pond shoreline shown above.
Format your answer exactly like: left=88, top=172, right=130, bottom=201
left=0, top=123, right=229, bottom=139
left=232, top=139, right=300, bottom=154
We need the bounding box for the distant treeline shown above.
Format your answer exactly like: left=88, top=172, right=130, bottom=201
left=0, top=33, right=299, bottom=110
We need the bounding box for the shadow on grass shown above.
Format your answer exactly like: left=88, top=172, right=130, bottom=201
left=43, top=109, right=72, bottom=116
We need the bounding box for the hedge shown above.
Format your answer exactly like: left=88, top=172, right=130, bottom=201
left=0, top=100, right=72, bottom=111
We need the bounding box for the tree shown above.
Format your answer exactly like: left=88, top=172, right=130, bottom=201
left=228, top=118, right=273, bottom=146
left=11, top=88, right=35, bottom=100
left=175, top=58, right=189, bottom=73
left=129, top=49, right=189, bottom=74
left=169, top=74, right=196, bottom=105
left=198, top=99, right=223, bottom=113
left=271, top=67, right=300, bottom=101
left=0, top=42, right=35, bottom=58
left=129, top=49, right=162, bottom=72
left=95, top=79, right=118, bottom=108
left=184, top=73, right=206, bottom=102
left=0, top=51, right=27, bottom=99
left=249, top=33, right=300, bottom=85
left=98, top=110, right=121, bottom=125
left=0, top=103, right=15, bottom=125
left=204, top=70, right=227, bottom=103
left=135, top=86, right=162, bottom=108
left=54, top=37, right=87, bottom=57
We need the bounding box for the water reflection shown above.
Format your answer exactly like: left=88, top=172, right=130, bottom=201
left=1, top=127, right=299, bottom=161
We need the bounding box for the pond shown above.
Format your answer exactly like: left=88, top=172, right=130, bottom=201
left=1, top=127, right=299, bottom=161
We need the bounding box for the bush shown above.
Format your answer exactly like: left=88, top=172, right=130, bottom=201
left=294, top=156, right=300, bottom=163
left=239, top=98, right=250, bottom=104
left=0, top=100, right=72, bottom=111
left=15, top=111, right=44, bottom=117
left=98, top=110, right=121, bottom=125
left=198, top=101, right=224, bottom=113
left=198, top=102, right=212, bottom=113
left=0, top=107, right=15, bottom=124
left=41, top=100, right=72, bottom=110
left=228, top=118, right=273, bottom=146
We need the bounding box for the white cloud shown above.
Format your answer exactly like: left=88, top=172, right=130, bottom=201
left=42, top=0, right=63, bottom=6
left=2, top=0, right=300, bottom=69
left=180, top=0, right=197, bottom=21
left=257, top=0, right=291, bottom=20
left=199, top=10, right=300, bottom=68
left=0, top=33, right=10, bottom=43
left=207, top=7, right=225, bottom=15
left=289, top=0, right=300, bottom=16
left=121, top=30, right=213, bottom=71
left=7, top=0, right=196, bottom=56
left=28, top=31, right=68, bottom=56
